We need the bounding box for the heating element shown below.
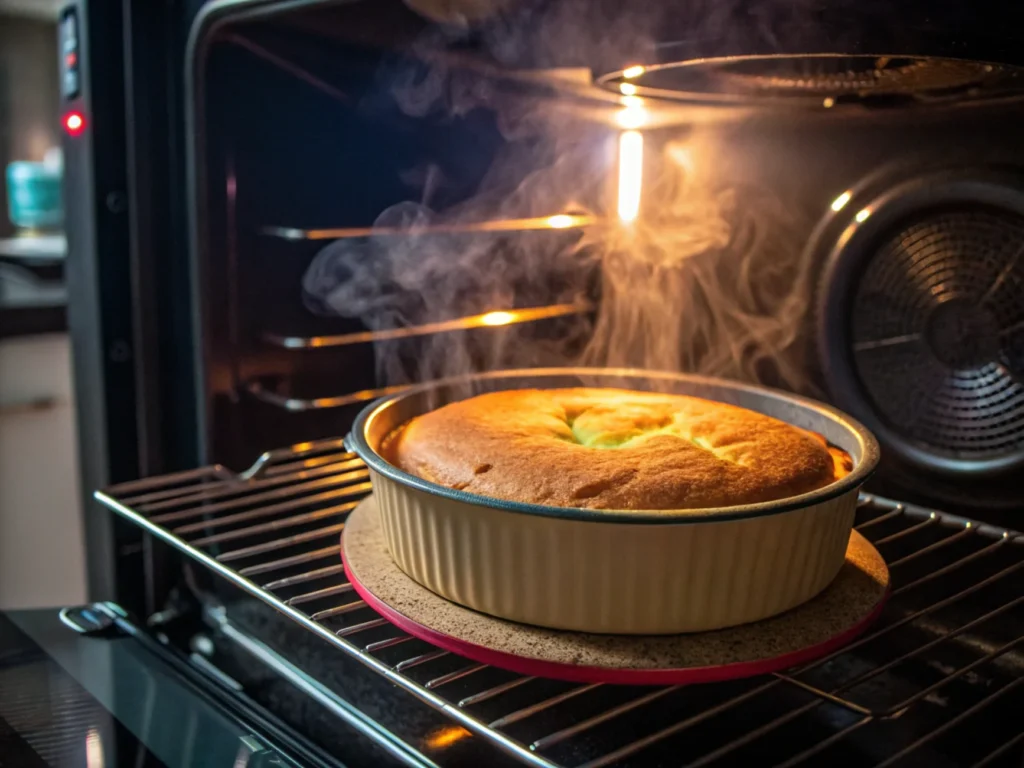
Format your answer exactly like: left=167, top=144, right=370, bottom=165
left=597, top=54, right=1024, bottom=107
left=95, top=439, right=1024, bottom=767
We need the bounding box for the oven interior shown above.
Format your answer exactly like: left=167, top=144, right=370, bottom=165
left=87, top=1, right=1024, bottom=765
left=193, top=2, right=1024, bottom=518
left=200, top=1, right=607, bottom=470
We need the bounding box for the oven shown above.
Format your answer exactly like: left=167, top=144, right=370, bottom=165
left=54, top=0, right=1024, bottom=765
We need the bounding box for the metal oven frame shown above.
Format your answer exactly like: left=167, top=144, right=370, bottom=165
left=61, top=2, right=1024, bottom=763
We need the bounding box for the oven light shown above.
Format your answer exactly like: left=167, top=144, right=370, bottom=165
left=618, top=130, right=644, bottom=223
left=855, top=208, right=871, bottom=223
left=623, top=65, right=646, bottom=79
left=615, top=97, right=648, bottom=130
left=480, top=310, right=516, bottom=326
left=831, top=191, right=852, bottom=212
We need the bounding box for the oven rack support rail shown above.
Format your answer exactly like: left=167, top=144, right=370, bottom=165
left=95, top=438, right=1024, bottom=768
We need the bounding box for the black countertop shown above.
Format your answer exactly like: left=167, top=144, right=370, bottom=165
left=0, top=239, right=67, bottom=339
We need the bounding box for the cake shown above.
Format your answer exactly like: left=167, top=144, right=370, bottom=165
left=385, top=388, right=853, bottom=511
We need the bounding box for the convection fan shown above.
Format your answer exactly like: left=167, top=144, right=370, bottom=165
left=818, top=171, right=1024, bottom=482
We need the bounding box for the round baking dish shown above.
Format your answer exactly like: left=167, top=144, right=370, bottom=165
left=346, top=368, right=880, bottom=634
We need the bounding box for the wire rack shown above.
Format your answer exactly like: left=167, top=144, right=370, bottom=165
left=95, top=438, right=1024, bottom=768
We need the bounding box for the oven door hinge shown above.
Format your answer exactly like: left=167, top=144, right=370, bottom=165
left=57, top=601, right=131, bottom=636
left=237, top=735, right=290, bottom=768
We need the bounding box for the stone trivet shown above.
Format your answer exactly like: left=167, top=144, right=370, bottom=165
left=341, top=496, right=890, bottom=684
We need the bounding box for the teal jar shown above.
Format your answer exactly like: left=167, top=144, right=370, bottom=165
left=6, top=161, right=63, bottom=230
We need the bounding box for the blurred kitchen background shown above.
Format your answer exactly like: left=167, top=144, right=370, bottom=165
left=0, top=0, right=85, bottom=610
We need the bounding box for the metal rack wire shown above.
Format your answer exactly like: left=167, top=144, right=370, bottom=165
left=244, top=379, right=408, bottom=412
left=96, top=438, right=1024, bottom=768
left=261, top=304, right=593, bottom=350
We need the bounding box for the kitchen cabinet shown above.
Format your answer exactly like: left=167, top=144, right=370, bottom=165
left=0, top=333, right=85, bottom=608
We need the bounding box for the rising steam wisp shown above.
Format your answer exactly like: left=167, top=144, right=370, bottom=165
left=303, top=7, right=820, bottom=395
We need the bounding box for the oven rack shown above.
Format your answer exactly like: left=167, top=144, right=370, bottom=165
left=261, top=303, right=593, bottom=351
left=261, top=214, right=596, bottom=242
left=248, top=302, right=594, bottom=412
left=95, top=438, right=1024, bottom=768
left=244, top=379, right=406, bottom=412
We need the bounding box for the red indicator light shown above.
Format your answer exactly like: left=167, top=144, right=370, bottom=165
left=66, top=52, right=77, bottom=67
left=63, top=111, right=85, bottom=136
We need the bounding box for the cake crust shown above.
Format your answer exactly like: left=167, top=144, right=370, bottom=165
left=385, top=388, right=851, bottom=511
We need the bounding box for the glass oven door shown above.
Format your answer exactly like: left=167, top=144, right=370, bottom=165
left=0, top=607, right=327, bottom=768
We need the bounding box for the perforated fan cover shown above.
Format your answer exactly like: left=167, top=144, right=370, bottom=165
left=851, top=207, right=1024, bottom=464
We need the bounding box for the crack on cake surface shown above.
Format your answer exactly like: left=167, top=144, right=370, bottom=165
left=387, top=388, right=845, bottom=510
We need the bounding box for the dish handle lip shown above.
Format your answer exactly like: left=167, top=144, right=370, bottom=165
left=347, top=368, right=881, bottom=526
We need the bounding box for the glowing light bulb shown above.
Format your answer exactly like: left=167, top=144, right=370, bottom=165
left=615, top=98, right=648, bottom=130
left=831, top=191, right=852, bottom=212
left=617, top=131, right=644, bottom=223
left=546, top=214, right=575, bottom=229
left=623, top=65, right=646, bottom=79
left=619, top=83, right=638, bottom=95
left=480, top=311, right=515, bottom=326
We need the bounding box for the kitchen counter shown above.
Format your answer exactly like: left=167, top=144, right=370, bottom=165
left=0, top=334, right=84, bottom=610
left=0, top=302, right=66, bottom=338
left=0, top=241, right=66, bottom=338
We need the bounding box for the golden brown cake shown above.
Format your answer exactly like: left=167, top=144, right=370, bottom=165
left=385, top=388, right=852, bottom=511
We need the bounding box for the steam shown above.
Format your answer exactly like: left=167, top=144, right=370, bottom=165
left=577, top=136, right=815, bottom=390
left=303, top=1, right=823, bottom=395
left=303, top=201, right=594, bottom=385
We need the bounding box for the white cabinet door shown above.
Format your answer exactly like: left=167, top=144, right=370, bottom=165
left=0, top=333, right=86, bottom=609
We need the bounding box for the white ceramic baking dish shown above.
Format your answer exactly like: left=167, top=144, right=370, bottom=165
left=347, top=368, right=880, bottom=634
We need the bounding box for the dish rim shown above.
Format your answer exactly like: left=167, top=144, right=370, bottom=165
left=347, top=367, right=880, bottom=525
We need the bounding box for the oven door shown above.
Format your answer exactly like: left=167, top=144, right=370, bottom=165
left=0, top=605, right=385, bottom=767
